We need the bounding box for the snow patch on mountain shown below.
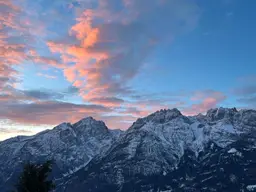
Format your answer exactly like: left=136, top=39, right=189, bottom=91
left=1, top=107, right=256, bottom=192
left=0, top=117, right=121, bottom=191
left=247, top=185, right=256, bottom=191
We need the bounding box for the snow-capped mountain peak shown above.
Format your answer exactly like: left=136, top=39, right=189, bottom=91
left=73, top=116, right=105, bottom=127
left=1, top=108, right=256, bottom=192
left=57, top=108, right=256, bottom=192
left=142, top=108, right=182, bottom=123
left=0, top=116, right=119, bottom=191
left=205, top=107, right=238, bottom=121
left=72, top=116, right=109, bottom=137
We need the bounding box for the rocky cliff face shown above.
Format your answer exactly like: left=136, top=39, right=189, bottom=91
left=1, top=108, right=256, bottom=192
left=0, top=117, right=121, bottom=191
left=57, top=108, right=256, bottom=192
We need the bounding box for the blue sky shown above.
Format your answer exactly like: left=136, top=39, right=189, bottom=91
left=0, top=0, right=255, bottom=140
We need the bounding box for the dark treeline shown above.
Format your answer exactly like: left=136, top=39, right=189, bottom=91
left=12, top=160, right=55, bottom=192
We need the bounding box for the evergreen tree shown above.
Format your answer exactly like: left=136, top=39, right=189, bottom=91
left=13, top=160, right=55, bottom=192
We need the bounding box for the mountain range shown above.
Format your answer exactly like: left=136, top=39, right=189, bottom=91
left=0, top=107, right=256, bottom=192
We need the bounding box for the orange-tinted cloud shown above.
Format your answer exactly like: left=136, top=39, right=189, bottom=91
left=1, top=0, right=203, bottom=134
left=73, top=80, right=83, bottom=88
left=47, top=0, right=200, bottom=107
left=32, top=55, right=64, bottom=69
left=0, top=0, right=64, bottom=96
left=64, top=67, right=77, bottom=82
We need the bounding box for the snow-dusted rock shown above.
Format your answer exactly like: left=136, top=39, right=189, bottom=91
left=247, top=185, right=256, bottom=191
left=58, top=108, right=256, bottom=192
left=0, top=117, right=121, bottom=191
left=1, top=107, right=256, bottom=192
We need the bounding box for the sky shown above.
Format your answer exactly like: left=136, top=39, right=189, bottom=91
left=0, top=0, right=256, bottom=140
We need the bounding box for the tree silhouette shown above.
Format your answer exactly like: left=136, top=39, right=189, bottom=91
left=13, top=160, right=55, bottom=192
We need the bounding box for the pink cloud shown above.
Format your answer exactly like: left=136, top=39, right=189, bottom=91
left=0, top=0, right=65, bottom=97
left=47, top=0, right=200, bottom=107
left=47, top=41, right=67, bottom=53
left=89, top=97, right=125, bottom=107
left=32, top=55, right=64, bottom=69
left=73, top=80, right=83, bottom=88
left=183, top=90, right=227, bottom=115
left=0, top=100, right=111, bottom=125
left=64, top=67, right=77, bottom=82
left=1, top=0, right=202, bottom=132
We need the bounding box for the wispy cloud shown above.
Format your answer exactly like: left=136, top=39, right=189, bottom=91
left=0, top=0, right=65, bottom=99
left=89, top=97, right=125, bottom=107
left=0, top=127, right=34, bottom=141
left=0, top=86, right=79, bottom=102
left=37, top=73, right=57, bottom=79
left=238, top=74, right=256, bottom=83
left=0, top=127, right=32, bottom=134
left=22, top=90, right=64, bottom=100
left=48, top=0, right=200, bottom=105
left=0, top=100, right=111, bottom=125
left=2, top=0, right=231, bottom=134
left=234, top=85, right=256, bottom=108
left=237, top=96, right=256, bottom=106
left=233, top=85, right=256, bottom=96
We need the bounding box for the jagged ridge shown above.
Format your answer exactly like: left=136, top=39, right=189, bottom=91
left=0, top=117, right=122, bottom=191
left=0, top=107, right=256, bottom=192
left=57, top=108, right=256, bottom=192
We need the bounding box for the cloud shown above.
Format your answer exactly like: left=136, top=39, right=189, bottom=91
left=118, top=98, right=187, bottom=119
left=0, top=100, right=111, bottom=125
left=22, top=90, right=64, bottom=100
left=0, top=85, right=80, bottom=103
left=37, top=73, right=57, bottom=79
left=0, top=0, right=203, bottom=134
left=234, top=75, right=256, bottom=107
left=25, top=86, right=79, bottom=100
left=233, top=85, right=256, bottom=96
left=0, top=127, right=34, bottom=141
left=120, top=106, right=148, bottom=118
left=31, top=55, right=64, bottom=69
left=89, top=97, right=125, bottom=107
left=0, top=94, right=11, bottom=101
left=238, top=75, right=256, bottom=83
left=237, top=96, right=256, bottom=105
left=0, top=0, right=66, bottom=98
left=100, top=115, right=138, bottom=130
left=184, top=90, right=227, bottom=115
left=65, top=85, right=80, bottom=94
left=45, top=0, right=201, bottom=127
left=0, top=128, right=32, bottom=134
left=0, top=0, right=31, bottom=88
left=48, top=0, right=200, bottom=104
left=191, top=90, right=225, bottom=101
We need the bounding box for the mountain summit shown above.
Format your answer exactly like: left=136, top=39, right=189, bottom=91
left=0, top=108, right=256, bottom=192
left=0, top=117, right=120, bottom=191
left=58, top=108, right=256, bottom=192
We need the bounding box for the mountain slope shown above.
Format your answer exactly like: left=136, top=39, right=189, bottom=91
left=58, top=108, right=256, bottom=192
left=1, top=107, right=255, bottom=192
left=0, top=117, right=121, bottom=191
